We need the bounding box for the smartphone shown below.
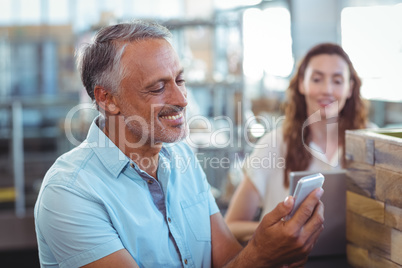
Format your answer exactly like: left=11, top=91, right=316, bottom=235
left=286, top=173, right=325, bottom=220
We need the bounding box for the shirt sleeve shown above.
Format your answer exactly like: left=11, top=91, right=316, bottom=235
left=207, top=183, right=220, bottom=216
left=35, top=184, right=124, bottom=268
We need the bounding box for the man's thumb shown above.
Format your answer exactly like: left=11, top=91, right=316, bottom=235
left=262, top=196, right=294, bottom=226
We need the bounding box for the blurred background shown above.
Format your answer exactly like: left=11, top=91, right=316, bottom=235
left=1, top=0, right=402, bottom=266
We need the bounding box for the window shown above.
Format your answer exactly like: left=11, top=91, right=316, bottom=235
left=19, top=0, right=41, bottom=24
left=0, top=0, right=12, bottom=25
left=48, top=0, right=70, bottom=24
left=341, top=4, right=402, bottom=101
left=243, top=7, right=293, bottom=93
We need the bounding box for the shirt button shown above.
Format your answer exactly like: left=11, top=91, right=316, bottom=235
left=147, top=179, right=153, bottom=184
left=130, top=163, right=134, bottom=168
left=184, top=259, right=188, bottom=265
left=168, top=217, right=172, bottom=223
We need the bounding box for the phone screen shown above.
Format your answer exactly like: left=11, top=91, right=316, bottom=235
left=286, top=173, right=325, bottom=220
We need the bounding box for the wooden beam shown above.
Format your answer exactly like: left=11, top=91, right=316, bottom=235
left=385, top=204, right=402, bottom=232
left=376, top=167, right=402, bottom=208
left=347, top=243, right=401, bottom=268
left=375, top=140, right=402, bottom=174
left=391, top=228, right=402, bottom=265
left=345, top=132, right=374, bottom=165
left=346, top=211, right=391, bottom=259
left=346, top=162, right=376, bottom=198
left=347, top=191, right=384, bottom=224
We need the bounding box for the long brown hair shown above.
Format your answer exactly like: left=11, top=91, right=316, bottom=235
left=282, top=43, right=368, bottom=188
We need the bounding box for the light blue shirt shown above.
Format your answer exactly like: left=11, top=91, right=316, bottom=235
left=34, top=117, right=220, bottom=268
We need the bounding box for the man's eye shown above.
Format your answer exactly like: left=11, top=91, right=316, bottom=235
left=150, top=87, right=165, bottom=94
left=176, top=79, right=186, bottom=86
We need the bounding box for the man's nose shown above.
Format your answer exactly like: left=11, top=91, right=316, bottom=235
left=171, top=85, right=188, bottom=108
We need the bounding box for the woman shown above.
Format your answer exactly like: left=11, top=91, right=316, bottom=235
left=225, top=43, right=368, bottom=242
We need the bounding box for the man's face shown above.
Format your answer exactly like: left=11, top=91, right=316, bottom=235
left=113, top=38, right=188, bottom=148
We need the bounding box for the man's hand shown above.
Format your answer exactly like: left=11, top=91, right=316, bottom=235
left=237, top=188, right=324, bottom=268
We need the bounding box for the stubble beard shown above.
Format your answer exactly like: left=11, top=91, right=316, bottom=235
left=123, top=113, right=189, bottom=148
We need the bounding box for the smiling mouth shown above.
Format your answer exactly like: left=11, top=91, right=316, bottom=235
left=160, top=112, right=184, bottom=120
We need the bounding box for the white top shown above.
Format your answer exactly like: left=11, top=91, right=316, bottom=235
left=243, top=126, right=341, bottom=219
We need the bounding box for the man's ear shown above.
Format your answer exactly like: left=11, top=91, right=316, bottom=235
left=94, top=86, right=120, bottom=115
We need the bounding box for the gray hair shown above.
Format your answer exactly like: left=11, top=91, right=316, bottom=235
left=76, top=20, right=172, bottom=103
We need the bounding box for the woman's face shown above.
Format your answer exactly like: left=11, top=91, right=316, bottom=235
left=299, top=54, right=353, bottom=118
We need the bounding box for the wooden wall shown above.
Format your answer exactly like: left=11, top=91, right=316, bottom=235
left=345, top=129, right=402, bottom=267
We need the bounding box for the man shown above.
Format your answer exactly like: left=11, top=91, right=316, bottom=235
left=34, top=20, right=324, bottom=267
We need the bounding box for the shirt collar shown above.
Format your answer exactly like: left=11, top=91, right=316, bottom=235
left=84, top=116, right=129, bottom=178
left=160, top=145, right=171, bottom=159
left=83, top=116, right=173, bottom=178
